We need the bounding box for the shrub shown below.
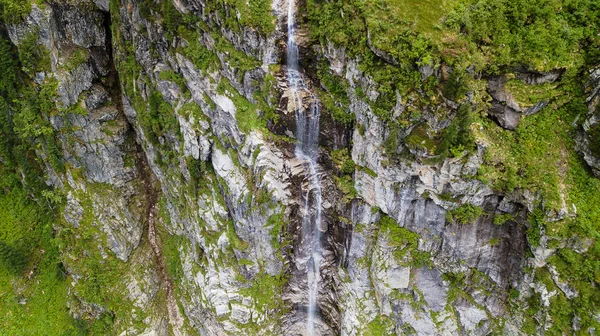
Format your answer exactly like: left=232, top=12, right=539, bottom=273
left=493, top=213, right=513, bottom=225
left=446, top=203, right=483, bottom=224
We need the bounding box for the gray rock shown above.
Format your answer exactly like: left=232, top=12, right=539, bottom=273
left=414, top=268, right=448, bottom=312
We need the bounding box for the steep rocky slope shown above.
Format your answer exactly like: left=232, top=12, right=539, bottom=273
left=0, top=0, right=599, bottom=335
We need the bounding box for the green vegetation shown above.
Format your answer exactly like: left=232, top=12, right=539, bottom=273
left=446, top=203, right=483, bottom=224
left=217, top=78, right=266, bottom=133
left=0, top=0, right=32, bottom=24
left=379, top=215, right=431, bottom=266
left=64, top=48, right=89, bottom=72
left=159, top=70, right=190, bottom=98
left=182, top=33, right=219, bottom=73
left=0, top=187, right=84, bottom=335
left=137, top=90, right=181, bottom=147
left=0, top=30, right=82, bottom=333
left=504, top=77, right=558, bottom=107
left=239, top=271, right=286, bottom=313
left=219, top=0, right=275, bottom=33
left=365, top=314, right=394, bottom=335
left=492, top=213, right=512, bottom=225
left=444, top=0, right=600, bottom=72
left=18, top=29, right=51, bottom=76
left=163, top=0, right=182, bottom=35
left=267, top=212, right=286, bottom=251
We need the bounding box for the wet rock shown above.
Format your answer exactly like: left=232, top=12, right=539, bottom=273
left=577, top=67, right=600, bottom=176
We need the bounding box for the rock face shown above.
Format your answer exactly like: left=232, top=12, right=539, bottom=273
left=3, top=0, right=598, bottom=335
left=487, top=73, right=555, bottom=130
left=578, top=67, right=600, bottom=176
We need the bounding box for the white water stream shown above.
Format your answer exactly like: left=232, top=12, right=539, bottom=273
left=286, top=1, right=323, bottom=334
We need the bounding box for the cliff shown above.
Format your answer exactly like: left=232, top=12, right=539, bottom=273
left=0, top=0, right=598, bottom=335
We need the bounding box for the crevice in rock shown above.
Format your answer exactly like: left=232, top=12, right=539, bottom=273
left=102, top=7, right=185, bottom=333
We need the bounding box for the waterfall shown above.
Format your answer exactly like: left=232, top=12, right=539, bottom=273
left=286, top=0, right=323, bottom=334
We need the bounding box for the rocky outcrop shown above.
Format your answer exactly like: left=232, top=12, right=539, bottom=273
left=487, top=74, right=553, bottom=130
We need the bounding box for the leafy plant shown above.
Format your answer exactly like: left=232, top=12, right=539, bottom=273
left=446, top=203, right=483, bottom=224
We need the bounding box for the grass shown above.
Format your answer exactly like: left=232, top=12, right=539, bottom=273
left=364, top=0, right=459, bottom=40
left=365, top=314, right=394, bottom=335
left=0, top=185, right=81, bottom=335
left=217, top=78, right=265, bottom=134
left=504, top=77, right=559, bottom=108
left=239, top=271, right=287, bottom=313
left=379, top=215, right=431, bottom=266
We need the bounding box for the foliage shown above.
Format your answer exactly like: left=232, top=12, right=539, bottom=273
left=204, top=0, right=274, bottom=34
left=182, top=33, right=219, bottom=73
left=504, top=77, right=558, bottom=107
left=159, top=70, right=190, bottom=98
left=18, top=29, right=50, bottom=76
left=0, top=0, right=31, bottom=24
left=64, top=48, right=89, bottom=72
left=365, top=314, right=394, bottom=335
left=446, top=203, right=483, bottom=224
left=0, top=167, right=79, bottom=334
left=379, top=215, right=430, bottom=266
left=331, top=149, right=355, bottom=175
left=444, top=0, right=600, bottom=72
left=526, top=208, right=545, bottom=247
left=493, top=213, right=512, bottom=225
left=267, top=212, right=286, bottom=250
left=437, top=104, right=476, bottom=158
left=239, top=271, right=286, bottom=312
left=163, top=0, right=182, bottom=34
left=138, top=90, right=181, bottom=146
left=217, top=78, right=265, bottom=133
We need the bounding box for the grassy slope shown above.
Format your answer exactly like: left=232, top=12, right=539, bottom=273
left=0, top=188, right=80, bottom=335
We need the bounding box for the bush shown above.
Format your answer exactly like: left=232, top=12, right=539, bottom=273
left=444, top=0, right=598, bottom=71
left=0, top=0, right=31, bottom=24
left=446, top=203, right=483, bottom=224
left=163, top=0, right=182, bottom=34
left=0, top=241, right=27, bottom=275
left=493, top=213, right=513, bottom=225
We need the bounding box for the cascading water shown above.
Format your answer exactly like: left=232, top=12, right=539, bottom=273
left=286, top=0, right=323, bottom=334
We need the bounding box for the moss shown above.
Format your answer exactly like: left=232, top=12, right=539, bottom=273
left=182, top=34, right=219, bottom=73
left=358, top=165, right=378, bottom=178
left=226, top=220, right=249, bottom=251
left=487, top=237, right=502, bottom=246
left=239, top=271, right=286, bottom=313
left=405, top=123, right=439, bottom=155
left=526, top=208, right=545, bottom=248
left=365, top=314, right=394, bottom=335
left=63, top=48, right=89, bottom=72
left=217, top=78, right=265, bottom=133
left=159, top=70, right=190, bottom=98
left=379, top=215, right=431, bottom=267
left=158, top=230, right=185, bottom=282
left=493, top=213, right=513, bottom=225
left=504, top=77, right=558, bottom=107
